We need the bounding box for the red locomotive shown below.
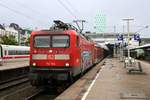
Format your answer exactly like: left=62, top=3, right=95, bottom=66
left=29, top=20, right=104, bottom=85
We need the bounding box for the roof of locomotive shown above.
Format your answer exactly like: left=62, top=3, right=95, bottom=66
left=31, top=29, right=93, bottom=42
left=31, top=29, right=79, bottom=36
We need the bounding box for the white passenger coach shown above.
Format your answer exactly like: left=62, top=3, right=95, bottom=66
left=0, top=45, right=30, bottom=65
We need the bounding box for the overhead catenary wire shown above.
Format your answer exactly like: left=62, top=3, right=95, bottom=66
left=0, top=0, right=89, bottom=30
left=64, top=0, right=89, bottom=24
left=10, top=0, right=50, bottom=19
left=57, top=0, right=77, bottom=19
left=12, top=0, right=84, bottom=29
left=65, top=0, right=81, bottom=15
left=57, top=0, right=86, bottom=32
left=57, top=0, right=89, bottom=33
left=0, top=1, right=43, bottom=26
left=135, top=25, right=149, bottom=34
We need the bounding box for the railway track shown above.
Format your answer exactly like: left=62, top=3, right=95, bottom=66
left=0, top=59, right=104, bottom=100
left=23, top=60, right=104, bottom=100
left=0, top=69, right=77, bottom=100
left=25, top=89, right=44, bottom=100
left=0, top=79, right=70, bottom=100
left=0, top=75, right=29, bottom=91
left=25, top=89, right=58, bottom=100
left=0, top=85, right=39, bottom=100
left=25, top=82, right=71, bottom=100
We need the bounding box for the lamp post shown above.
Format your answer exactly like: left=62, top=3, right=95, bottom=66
left=135, top=25, right=149, bottom=34
left=113, top=25, right=117, bottom=57
left=122, top=18, right=134, bottom=59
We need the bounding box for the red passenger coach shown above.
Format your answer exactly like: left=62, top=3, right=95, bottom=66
left=29, top=20, right=103, bottom=86
left=94, top=44, right=103, bottom=64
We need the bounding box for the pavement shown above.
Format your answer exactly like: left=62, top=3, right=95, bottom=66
left=55, top=58, right=105, bottom=100
left=0, top=61, right=29, bottom=71
left=84, top=58, right=150, bottom=100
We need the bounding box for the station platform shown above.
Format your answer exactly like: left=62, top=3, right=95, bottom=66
left=0, top=61, right=29, bottom=83
left=83, top=58, right=150, bottom=100
left=0, top=61, right=29, bottom=71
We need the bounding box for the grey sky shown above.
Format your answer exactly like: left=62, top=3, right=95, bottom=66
left=0, top=0, right=150, bottom=37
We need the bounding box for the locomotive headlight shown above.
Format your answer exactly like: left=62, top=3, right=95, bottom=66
left=49, top=50, right=53, bottom=53
left=65, top=63, right=69, bottom=67
left=32, top=63, right=36, bottom=66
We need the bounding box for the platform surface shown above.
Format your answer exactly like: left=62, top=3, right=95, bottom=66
left=0, top=61, right=29, bottom=71
left=84, top=58, right=150, bottom=100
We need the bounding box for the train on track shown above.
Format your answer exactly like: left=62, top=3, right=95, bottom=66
left=0, top=45, right=30, bottom=65
left=29, top=20, right=108, bottom=86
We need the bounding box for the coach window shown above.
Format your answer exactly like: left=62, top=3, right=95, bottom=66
left=4, top=50, right=7, bottom=55
left=25, top=51, right=29, bottom=54
left=0, top=46, right=2, bottom=58
left=52, top=35, right=69, bottom=48
left=34, top=36, right=50, bottom=48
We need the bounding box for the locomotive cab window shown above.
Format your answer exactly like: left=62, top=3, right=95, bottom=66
left=52, top=35, right=69, bottom=48
left=34, top=36, right=50, bottom=48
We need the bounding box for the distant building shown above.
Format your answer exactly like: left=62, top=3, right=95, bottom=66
left=0, top=23, right=32, bottom=45
left=5, top=26, right=19, bottom=42
left=0, top=29, right=5, bottom=42
left=84, top=32, right=135, bottom=46
left=94, top=11, right=106, bottom=33
left=0, top=24, right=5, bottom=37
left=0, top=28, right=5, bottom=37
left=20, top=29, right=32, bottom=45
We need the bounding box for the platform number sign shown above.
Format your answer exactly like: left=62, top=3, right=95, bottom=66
left=134, top=34, right=140, bottom=41
left=117, top=34, right=123, bottom=41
